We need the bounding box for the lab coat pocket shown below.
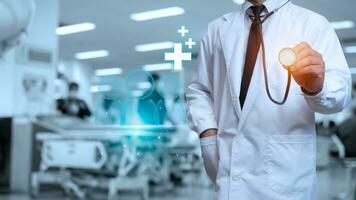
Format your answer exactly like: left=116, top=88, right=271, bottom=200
left=200, top=135, right=219, bottom=181
left=265, top=134, right=316, bottom=195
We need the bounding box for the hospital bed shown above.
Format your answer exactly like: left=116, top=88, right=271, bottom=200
left=29, top=116, right=201, bottom=199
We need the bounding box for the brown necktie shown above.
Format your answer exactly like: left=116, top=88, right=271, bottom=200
left=239, top=5, right=265, bottom=108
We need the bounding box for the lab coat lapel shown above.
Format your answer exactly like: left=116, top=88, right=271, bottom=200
left=219, top=11, right=263, bottom=130
left=238, top=51, right=262, bottom=129
left=219, top=12, right=245, bottom=120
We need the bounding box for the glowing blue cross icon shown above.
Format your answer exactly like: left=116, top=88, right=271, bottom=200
left=185, top=38, right=196, bottom=49
left=178, top=26, right=189, bottom=37
left=165, top=43, right=192, bottom=71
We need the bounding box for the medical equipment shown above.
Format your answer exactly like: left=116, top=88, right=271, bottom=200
left=279, top=48, right=297, bottom=69
left=330, top=131, right=356, bottom=199
left=30, top=116, right=203, bottom=199
left=254, top=0, right=294, bottom=105
left=32, top=140, right=108, bottom=198
left=0, top=0, right=35, bottom=55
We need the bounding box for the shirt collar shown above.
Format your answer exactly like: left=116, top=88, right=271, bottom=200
left=242, top=0, right=290, bottom=14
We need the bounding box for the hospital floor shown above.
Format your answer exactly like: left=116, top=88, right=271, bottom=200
left=0, top=161, right=354, bottom=200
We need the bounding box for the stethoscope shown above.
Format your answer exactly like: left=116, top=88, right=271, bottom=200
left=249, top=0, right=296, bottom=105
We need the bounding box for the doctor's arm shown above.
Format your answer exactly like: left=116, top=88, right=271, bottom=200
left=291, top=18, right=352, bottom=114
left=186, top=35, right=218, bottom=137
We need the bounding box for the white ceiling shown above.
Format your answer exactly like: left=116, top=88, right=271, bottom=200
left=59, top=0, right=356, bottom=71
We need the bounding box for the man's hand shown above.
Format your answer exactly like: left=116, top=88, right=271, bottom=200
left=290, top=42, right=325, bottom=95
left=200, top=129, right=218, bottom=138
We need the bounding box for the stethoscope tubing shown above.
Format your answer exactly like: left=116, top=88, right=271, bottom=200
left=261, top=34, right=292, bottom=105
left=252, top=0, right=293, bottom=105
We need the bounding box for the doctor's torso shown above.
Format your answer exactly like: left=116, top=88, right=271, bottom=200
left=187, top=0, right=350, bottom=199
left=211, top=2, right=329, bottom=135
left=187, top=1, right=350, bottom=199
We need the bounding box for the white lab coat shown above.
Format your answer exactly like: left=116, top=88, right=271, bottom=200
left=186, top=1, right=352, bottom=200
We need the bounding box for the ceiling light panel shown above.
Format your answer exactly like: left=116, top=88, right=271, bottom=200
left=95, top=68, right=123, bottom=76
left=130, top=7, right=185, bottom=21
left=143, top=63, right=173, bottom=71
left=233, top=0, right=245, bottom=5
left=56, top=23, right=95, bottom=35
left=135, top=42, right=174, bottom=52
left=75, top=50, right=109, bottom=60
left=344, top=46, right=356, bottom=54
left=331, top=20, right=354, bottom=30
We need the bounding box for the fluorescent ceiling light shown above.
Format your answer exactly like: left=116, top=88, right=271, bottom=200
left=95, top=68, right=123, bottom=76
left=137, top=82, right=152, bottom=89
left=90, top=85, right=112, bottom=93
left=56, top=23, right=95, bottom=35
left=331, top=20, right=354, bottom=30
left=233, top=0, right=245, bottom=4
left=143, top=63, right=173, bottom=71
left=135, top=42, right=174, bottom=52
left=350, top=67, right=356, bottom=75
left=75, top=50, right=109, bottom=60
left=344, top=46, right=356, bottom=54
left=130, top=7, right=185, bottom=21
left=132, top=90, right=145, bottom=97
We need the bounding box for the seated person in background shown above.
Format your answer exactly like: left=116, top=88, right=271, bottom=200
left=57, top=82, right=91, bottom=119
left=138, top=73, right=167, bottom=125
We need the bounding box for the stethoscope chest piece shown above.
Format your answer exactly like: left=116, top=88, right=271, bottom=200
left=261, top=46, right=294, bottom=105
left=279, top=48, right=297, bottom=70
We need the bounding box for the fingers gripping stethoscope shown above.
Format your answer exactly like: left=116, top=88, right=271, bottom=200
left=252, top=0, right=295, bottom=105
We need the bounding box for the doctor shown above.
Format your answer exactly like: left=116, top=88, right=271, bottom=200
left=186, top=0, right=351, bottom=199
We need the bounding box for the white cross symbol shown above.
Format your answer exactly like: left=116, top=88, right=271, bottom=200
left=185, top=38, right=196, bottom=49
left=165, top=43, right=192, bottom=71
left=178, top=26, right=189, bottom=37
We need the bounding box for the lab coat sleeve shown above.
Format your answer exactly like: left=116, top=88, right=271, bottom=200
left=186, top=33, right=218, bottom=135
left=302, top=17, right=352, bottom=114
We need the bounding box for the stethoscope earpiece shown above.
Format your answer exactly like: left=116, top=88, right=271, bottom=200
left=279, top=48, right=297, bottom=70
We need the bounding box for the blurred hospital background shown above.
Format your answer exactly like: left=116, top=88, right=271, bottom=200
left=0, top=0, right=355, bottom=199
